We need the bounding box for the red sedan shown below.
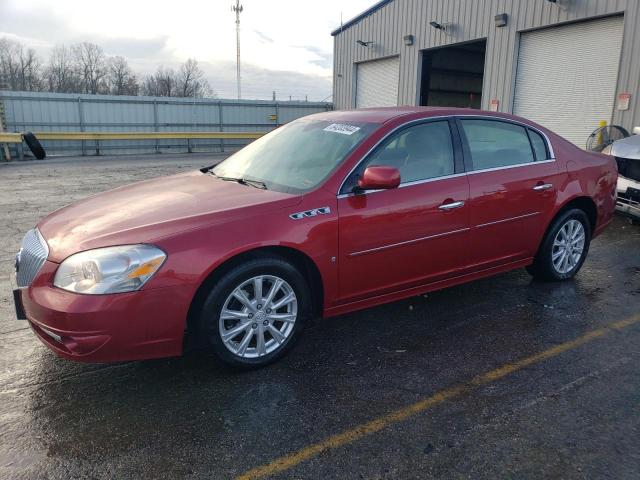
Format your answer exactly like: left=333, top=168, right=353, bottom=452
left=13, top=107, right=617, bottom=368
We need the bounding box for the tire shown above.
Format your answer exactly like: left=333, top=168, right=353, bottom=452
left=526, top=208, right=592, bottom=281
left=197, top=256, right=311, bottom=368
left=22, top=132, right=46, bottom=160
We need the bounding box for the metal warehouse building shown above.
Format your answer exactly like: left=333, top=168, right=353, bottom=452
left=332, top=0, right=640, bottom=146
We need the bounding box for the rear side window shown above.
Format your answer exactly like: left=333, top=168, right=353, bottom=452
left=461, top=119, right=534, bottom=170
left=528, top=129, right=550, bottom=161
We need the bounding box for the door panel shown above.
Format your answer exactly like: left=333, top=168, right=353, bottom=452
left=337, top=176, right=470, bottom=303
left=466, top=161, right=559, bottom=269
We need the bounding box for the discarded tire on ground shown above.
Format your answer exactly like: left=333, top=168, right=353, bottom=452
left=23, top=132, right=46, bottom=160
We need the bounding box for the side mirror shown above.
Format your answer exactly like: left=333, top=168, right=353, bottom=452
left=357, top=166, right=401, bottom=191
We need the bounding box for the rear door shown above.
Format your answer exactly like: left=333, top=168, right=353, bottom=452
left=336, top=119, right=470, bottom=303
left=457, top=117, right=559, bottom=270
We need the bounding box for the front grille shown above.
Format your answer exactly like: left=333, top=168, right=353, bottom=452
left=16, top=229, right=49, bottom=287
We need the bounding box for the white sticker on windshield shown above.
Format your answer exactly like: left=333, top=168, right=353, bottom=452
left=323, top=123, right=361, bottom=135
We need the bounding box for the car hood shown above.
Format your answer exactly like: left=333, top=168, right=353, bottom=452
left=38, top=170, right=301, bottom=262
left=611, top=135, right=640, bottom=160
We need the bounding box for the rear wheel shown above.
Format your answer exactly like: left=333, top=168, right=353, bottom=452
left=526, top=209, right=591, bottom=281
left=198, top=257, right=310, bottom=368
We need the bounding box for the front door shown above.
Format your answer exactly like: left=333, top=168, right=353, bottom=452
left=337, top=119, right=471, bottom=303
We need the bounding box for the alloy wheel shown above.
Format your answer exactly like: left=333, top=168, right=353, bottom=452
left=552, top=219, right=586, bottom=274
left=219, top=275, right=298, bottom=358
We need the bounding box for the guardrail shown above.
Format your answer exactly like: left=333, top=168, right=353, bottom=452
left=0, top=133, right=21, bottom=143
left=1, top=131, right=267, bottom=161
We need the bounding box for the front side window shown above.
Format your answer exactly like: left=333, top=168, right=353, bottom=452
left=461, top=119, right=534, bottom=171
left=343, top=121, right=455, bottom=192
left=213, top=119, right=375, bottom=194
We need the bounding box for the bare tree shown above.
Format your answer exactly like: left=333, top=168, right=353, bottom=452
left=0, top=38, right=18, bottom=88
left=106, top=56, right=139, bottom=95
left=141, top=74, right=160, bottom=97
left=72, top=42, right=107, bottom=94
left=0, top=38, right=43, bottom=91
left=141, top=66, right=177, bottom=97
left=1, top=37, right=216, bottom=98
left=44, top=45, right=79, bottom=93
left=177, top=58, right=212, bottom=98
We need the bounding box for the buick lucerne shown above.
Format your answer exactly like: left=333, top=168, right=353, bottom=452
left=13, top=107, right=618, bottom=368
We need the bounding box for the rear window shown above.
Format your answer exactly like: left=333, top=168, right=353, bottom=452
left=461, top=119, right=534, bottom=170
left=528, top=129, right=550, bottom=161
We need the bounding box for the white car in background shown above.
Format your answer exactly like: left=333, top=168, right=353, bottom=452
left=605, top=128, right=640, bottom=223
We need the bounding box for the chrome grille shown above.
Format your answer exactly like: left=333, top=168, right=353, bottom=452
left=15, top=229, right=49, bottom=287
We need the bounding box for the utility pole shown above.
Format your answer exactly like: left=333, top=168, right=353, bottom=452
left=232, top=0, right=243, bottom=100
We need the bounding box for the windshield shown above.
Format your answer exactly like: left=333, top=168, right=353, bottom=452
left=212, top=118, right=375, bottom=193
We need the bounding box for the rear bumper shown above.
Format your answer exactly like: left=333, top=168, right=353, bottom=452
left=19, top=261, right=193, bottom=363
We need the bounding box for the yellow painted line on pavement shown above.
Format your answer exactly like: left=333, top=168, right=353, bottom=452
left=237, top=315, right=640, bottom=480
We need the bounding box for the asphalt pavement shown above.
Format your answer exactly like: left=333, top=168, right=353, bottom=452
left=1, top=154, right=639, bottom=479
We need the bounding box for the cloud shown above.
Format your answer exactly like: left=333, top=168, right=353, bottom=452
left=300, top=45, right=333, bottom=69
left=1, top=0, right=375, bottom=101
left=99, top=36, right=171, bottom=60
left=253, top=30, right=273, bottom=44
left=199, top=59, right=332, bottom=101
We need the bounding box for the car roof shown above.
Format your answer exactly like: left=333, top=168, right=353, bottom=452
left=306, top=106, right=513, bottom=125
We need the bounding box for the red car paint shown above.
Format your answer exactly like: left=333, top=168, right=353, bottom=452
left=19, top=107, right=617, bottom=362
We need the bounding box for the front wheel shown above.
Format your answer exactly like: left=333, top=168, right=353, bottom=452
left=526, top=209, right=592, bottom=281
left=198, top=257, right=310, bottom=368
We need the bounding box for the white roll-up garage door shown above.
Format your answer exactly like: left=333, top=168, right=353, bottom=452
left=356, top=56, right=400, bottom=108
left=513, top=16, right=624, bottom=147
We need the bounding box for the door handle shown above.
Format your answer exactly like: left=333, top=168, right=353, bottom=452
left=533, top=183, right=553, bottom=191
left=438, top=200, right=465, bottom=211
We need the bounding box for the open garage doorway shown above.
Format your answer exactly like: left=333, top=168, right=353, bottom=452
left=419, top=40, right=486, bottom=109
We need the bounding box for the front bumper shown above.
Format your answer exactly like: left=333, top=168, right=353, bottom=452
left=18, top=261, right=193, bottom=363
left=616, top=175, right=640, bottom=220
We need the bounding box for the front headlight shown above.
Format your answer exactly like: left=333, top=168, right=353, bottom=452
left=53, top=245, right=166, bottom=294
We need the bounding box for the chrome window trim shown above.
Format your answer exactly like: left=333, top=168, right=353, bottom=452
left=336, top=113, right=556, bottom=198
left=337, top=171, right=467, bottom=199
left=348, top=227, right=470, bottom=257
left=466, top=158, right=556, bottom=175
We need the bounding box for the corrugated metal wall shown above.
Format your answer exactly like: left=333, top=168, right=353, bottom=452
left=333, top=0, right=640, bottom=133
left=0, top=91, right=332, bottom=156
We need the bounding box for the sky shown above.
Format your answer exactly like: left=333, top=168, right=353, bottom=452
left=0, top=0, right=374, bottom=101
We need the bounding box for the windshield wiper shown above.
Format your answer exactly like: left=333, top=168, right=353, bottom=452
left=209, top=171, right=267, bottom=190
left=240, top=178, right=267, bottom=190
